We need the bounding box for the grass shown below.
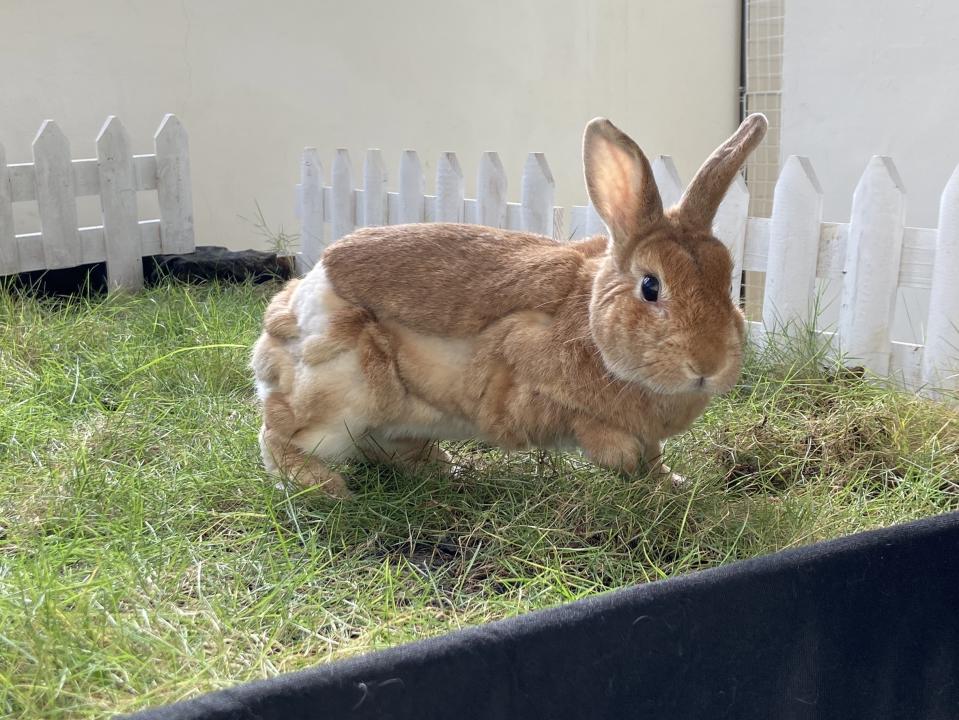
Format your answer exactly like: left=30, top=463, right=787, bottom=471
left=1, top=278, right=957, bottom=719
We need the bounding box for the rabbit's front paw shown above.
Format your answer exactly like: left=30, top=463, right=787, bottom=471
left=657, top=461, right=689, bottom=488
left=574, top=423, right=645, bottom=476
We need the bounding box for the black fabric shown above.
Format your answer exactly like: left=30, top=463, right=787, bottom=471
left=5, top=247, right=292, bottom=297
left=127, top=511, right=959, bottom=720
left=143, top=246, right=294, bottom=285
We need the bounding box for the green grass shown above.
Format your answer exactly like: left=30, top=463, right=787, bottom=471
left=1, top=279, right=956, bottom=719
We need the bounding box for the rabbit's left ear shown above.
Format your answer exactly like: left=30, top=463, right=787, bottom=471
left=677, top=113, right=768, bottom=229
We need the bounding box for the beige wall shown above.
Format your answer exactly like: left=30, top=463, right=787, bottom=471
left=1, top=0, right=740, bottom=251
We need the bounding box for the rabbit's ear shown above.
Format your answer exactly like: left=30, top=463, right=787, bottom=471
left=677, top=113, right=768, bottom=229
left=583, top=118, right=663, bottom=242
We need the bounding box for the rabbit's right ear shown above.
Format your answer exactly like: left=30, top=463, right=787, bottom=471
left=583, top=118, right=663, bottom=243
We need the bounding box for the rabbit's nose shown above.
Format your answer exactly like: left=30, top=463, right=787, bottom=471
left=684, top=362, right=708, bottom=386
left=686, top=360, right=718, bottom=385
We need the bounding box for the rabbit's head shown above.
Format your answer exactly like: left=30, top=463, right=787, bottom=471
left=584, top=114, right=767, bottom=396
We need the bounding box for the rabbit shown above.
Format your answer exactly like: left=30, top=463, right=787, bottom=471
left=251, top=113, right=768, bottom=498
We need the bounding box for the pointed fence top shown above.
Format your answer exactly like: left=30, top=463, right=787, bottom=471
left=96, top=115, right=130, bottom=145
left=401, top=149, right=422, bottom=165
left=777, top=155, right=823, bottom=194
left=400, top=150, right=424, bottom=185
left=332, top=148, right=352, bottom=177
left=855, top=155, right=906, bottom=194
left=364, top=148, right=386, bottom=172
left=438, top=151, right=463, bottom=177
left=33, top=119, right=68, bottom=147
left=479, top=151, right=506, bottom=174
left=523, top=152, right=554, bottom=185
left=154, top=113, right=187, bottom=142
left=940, top=162, right=959, bottom=199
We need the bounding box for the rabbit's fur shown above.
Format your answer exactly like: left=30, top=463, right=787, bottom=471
left=252, top=114, right=767, bottom=497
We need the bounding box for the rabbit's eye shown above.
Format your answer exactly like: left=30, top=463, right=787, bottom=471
left=640, top=275, right=660, bottom=302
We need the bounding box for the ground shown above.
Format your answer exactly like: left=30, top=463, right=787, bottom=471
left=0, top=279, right=956, bottom=719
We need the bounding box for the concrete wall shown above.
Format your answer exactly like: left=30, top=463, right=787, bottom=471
left=781, top=0, right=959, bottom=342
left=0, top=0, right=740, bottom=251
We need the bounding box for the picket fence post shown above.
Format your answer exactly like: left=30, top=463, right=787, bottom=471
left=435, top=152, right=464, bottom=223
left=0, top=143, right=16, bottom=276
left=331, top=148, right=355, bottom=242
left=713, top=173, right=750, bottom=303
left=33, top=120, right=81, bottom=268
left=399, top=150, right=425, bottom=224
left=154, top=114, right=194, bottom=254
left=921, top=165, right=959, bottom=396
left=520, top=152, right=554, bottom=236
left=762, top=155, right=823, bottom=331
left=838, top=156, right=906, bottom=375
left=363, top=149, right=387, bottom=227
left=96, top=116, right=143, bottom=291
left=298, top=147, right=325, bottom=272
left=477, top=152, right=507, bottom=228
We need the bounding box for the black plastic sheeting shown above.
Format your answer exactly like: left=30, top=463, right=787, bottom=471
left=127, top=511, right=959, bottom=720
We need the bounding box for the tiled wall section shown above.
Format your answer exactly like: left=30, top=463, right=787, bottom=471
left=743, top=0, right=784, bottom=316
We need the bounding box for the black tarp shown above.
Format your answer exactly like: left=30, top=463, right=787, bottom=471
left=127, top=510, right=959, bottom=720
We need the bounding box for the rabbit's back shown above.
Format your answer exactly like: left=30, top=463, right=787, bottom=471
left=322, top=223, right=604, bottom=337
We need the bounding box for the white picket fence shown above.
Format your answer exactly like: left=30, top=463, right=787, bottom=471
left=294, top=145, right=959, bottom=397
left=0, top=114, right=194, bottom=290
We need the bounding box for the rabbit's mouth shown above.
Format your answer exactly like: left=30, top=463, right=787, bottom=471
left=605, top=353, right=742, bottom=397
left=691, top=372, right=740, bottom=397
left=682, top=360, right=742, bottom=396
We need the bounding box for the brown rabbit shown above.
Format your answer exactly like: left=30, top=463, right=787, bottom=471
left=252, top=114, right=768, bottom=497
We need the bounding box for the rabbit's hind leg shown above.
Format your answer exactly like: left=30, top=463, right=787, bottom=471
left=360, top=434, right=454, bottom=475
left=259, top=425, right=353, bottom=499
